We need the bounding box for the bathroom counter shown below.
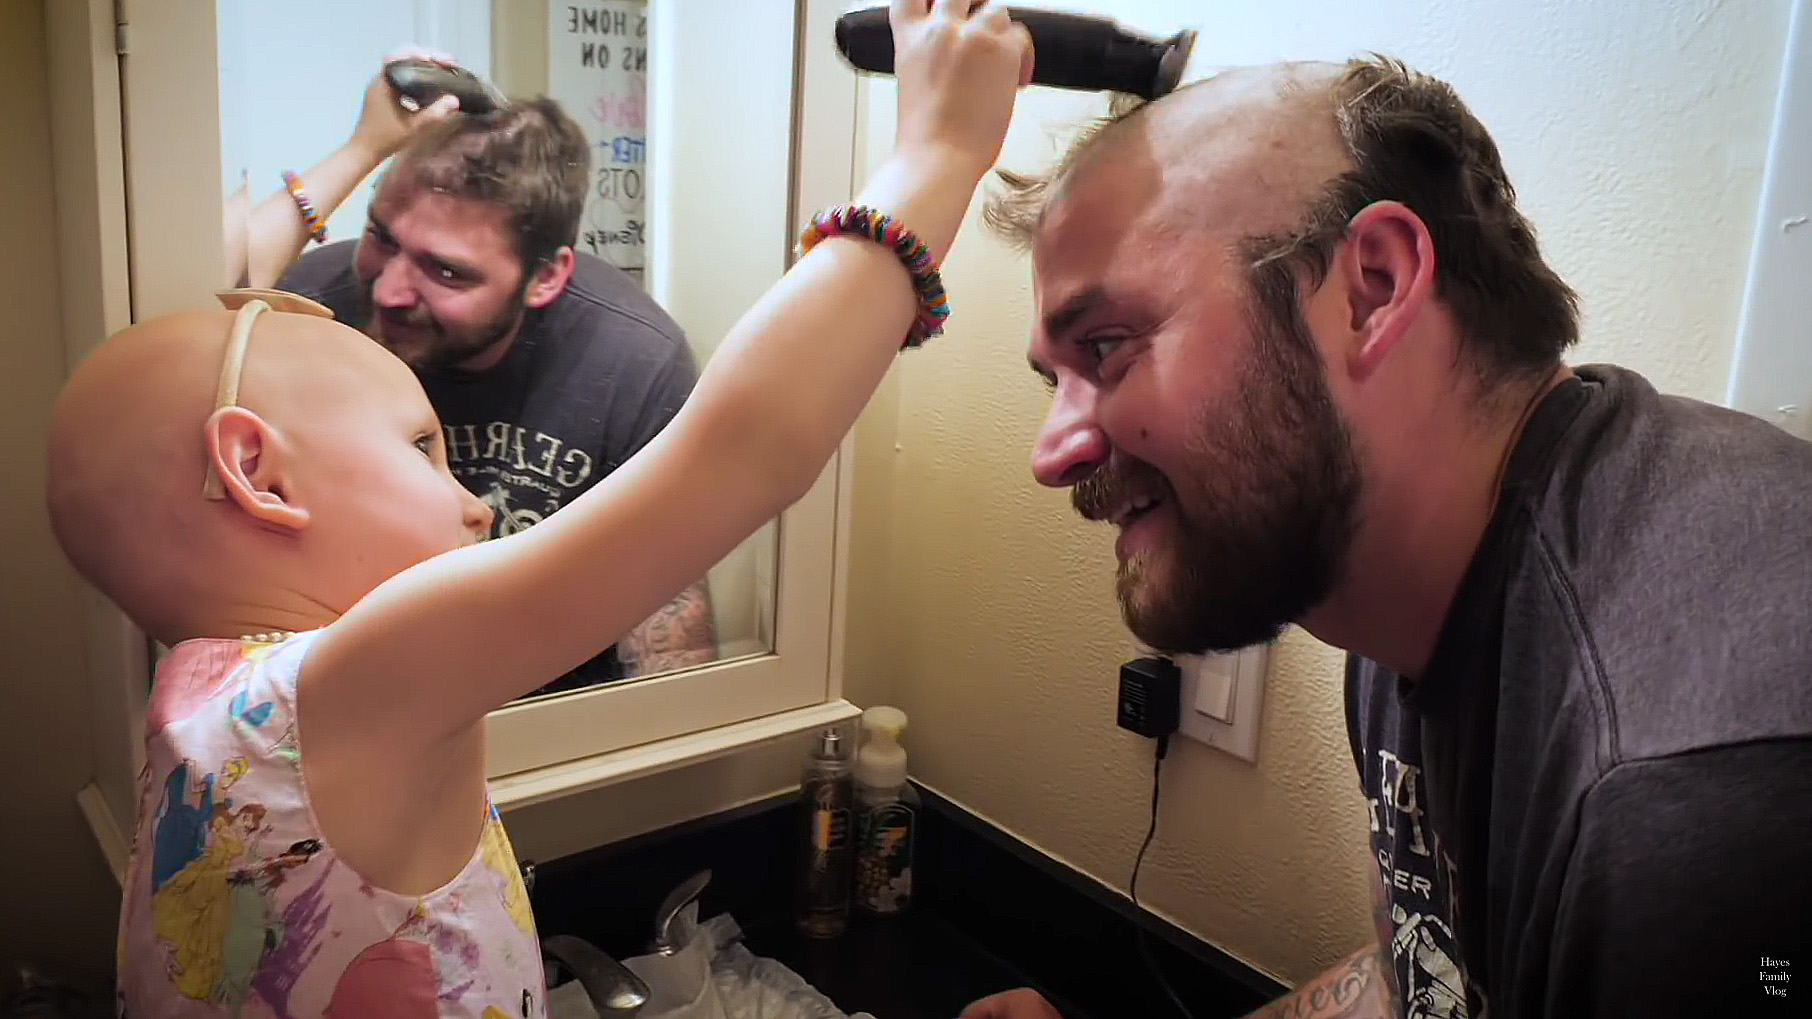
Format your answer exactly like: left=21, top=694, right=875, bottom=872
left=527, top=783, right=1281, bottom=1019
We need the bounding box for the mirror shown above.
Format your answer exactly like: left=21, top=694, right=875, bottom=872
left=212, top=0, right=780, bottom=700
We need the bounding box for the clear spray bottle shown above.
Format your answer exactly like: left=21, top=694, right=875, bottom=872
left=796, top=727, right=855, bottom=937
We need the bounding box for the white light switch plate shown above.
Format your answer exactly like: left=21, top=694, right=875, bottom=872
left=1192, top=652, right=1235, bottom=721
left=1173, top=644, right=1271, bottom=762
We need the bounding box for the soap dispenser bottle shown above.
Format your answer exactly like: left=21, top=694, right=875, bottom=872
left=853, top=706, right=919, bottom=916
left=796, top=727, right=855, bottom=938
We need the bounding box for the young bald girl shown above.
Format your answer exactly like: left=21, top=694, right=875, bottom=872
left=46, top=5, right=1031, bottom=1016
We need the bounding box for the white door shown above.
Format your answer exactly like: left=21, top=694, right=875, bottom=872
left=1725, top=0, right=1811, bottom=439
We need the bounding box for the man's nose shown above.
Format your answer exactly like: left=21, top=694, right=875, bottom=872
left=1030, top=382, right=1109, bottom=488
left=370, top=257, right=417, bottom=308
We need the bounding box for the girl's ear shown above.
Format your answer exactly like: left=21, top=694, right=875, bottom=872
left=204, top=406, right=310, bottom=531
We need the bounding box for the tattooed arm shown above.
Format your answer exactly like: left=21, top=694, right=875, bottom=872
left=1244, top=869, right=1399, bottom=1019
left=619, top=581, right=718, bottom=676
left=1242, top=945, right=1395, bottom=1019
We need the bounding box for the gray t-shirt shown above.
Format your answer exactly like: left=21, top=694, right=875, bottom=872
left=1349, top=364, right=1812, bottom=1018
left=278, top=241, right=699, bottom=691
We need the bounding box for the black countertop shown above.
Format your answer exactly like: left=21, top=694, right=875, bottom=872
left=526, top=786, right=1281, bottom=1019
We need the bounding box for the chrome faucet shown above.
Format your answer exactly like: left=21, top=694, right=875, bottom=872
left=523, top=858, right=652, bottom=1018
left=542, top=935, right=652, bottom=1019
left=649, top=869, right=712, bottom=956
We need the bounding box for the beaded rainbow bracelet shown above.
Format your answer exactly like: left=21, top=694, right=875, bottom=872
left=281, top=170, right=328, bottom=245
left=796, top=204, right=949, bottom=349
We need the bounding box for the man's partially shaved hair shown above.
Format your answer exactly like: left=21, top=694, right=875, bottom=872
left=982, top=89, right=1152, bottom=250
left=986, top=54, right=1579, bottom=387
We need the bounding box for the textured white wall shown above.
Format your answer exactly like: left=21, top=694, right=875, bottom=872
left=844, top=0, right=1793, bottom=985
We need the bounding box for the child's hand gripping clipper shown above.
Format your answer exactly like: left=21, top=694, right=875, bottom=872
left=382, top=57, right=507, bottom=115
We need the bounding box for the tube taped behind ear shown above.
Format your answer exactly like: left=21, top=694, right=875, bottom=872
left=201, top=298, right=270, bottom=500
left=200, top=289, right=335, bottom=499
left=216, top=287, right=334, bottom=317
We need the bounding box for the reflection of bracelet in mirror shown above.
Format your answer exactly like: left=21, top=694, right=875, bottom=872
left=279, top=171, right=326, bottom=244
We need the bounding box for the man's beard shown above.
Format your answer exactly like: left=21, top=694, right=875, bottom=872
left=358, top=277, right=528, bottom=371
left=1072, top=296, right=1363, bottom=654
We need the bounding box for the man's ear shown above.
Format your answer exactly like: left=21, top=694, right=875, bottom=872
left=204, top=406, right=310, bottom=531
left=523, top=247, right=575, bottom=309
left=1332, top=200, right=1434, bottom=379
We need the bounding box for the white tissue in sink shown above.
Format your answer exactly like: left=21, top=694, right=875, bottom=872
left=547, top=978, right=601, bottom=1019
left=572, top=905, right=880, bottom=1019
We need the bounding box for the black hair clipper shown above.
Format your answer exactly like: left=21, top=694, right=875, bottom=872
left=833, top=4, right=1197, bottom=102
left=383, top=58, right=507, bottom=115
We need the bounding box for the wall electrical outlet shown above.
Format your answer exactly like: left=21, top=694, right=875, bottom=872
left=1172, top=644, right=1271, bottom=762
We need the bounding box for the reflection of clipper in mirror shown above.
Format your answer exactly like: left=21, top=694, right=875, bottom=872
left=383, top=57, right=507, bottom=114
left=833, top=3, right=1197, bottom=101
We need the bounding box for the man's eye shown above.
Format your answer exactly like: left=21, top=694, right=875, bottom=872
left=1084, top=337, right=1127, bottom=362
left=414, top=434, right=436, bottom=457
left=1080, top=335, right=1139, bottom=376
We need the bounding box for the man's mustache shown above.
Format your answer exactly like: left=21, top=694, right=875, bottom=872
left=360, top=282, right=438, bottom=332
left=378, top=306, right=437, bottom=330
left=1072, top=455, right=1170, bottom=522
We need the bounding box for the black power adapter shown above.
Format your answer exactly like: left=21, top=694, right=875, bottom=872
left=1118, top=655, right=1195, bottom=1019
left=1117, top=656, right=1181, bottom=739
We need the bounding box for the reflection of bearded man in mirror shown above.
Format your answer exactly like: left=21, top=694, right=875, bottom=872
left=274, top=91, right=715, bottom=692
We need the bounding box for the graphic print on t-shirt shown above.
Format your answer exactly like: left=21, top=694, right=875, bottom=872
left=1366, top=747, right=1475, bottom=1019
left=441, top=421, right=595, bottom=539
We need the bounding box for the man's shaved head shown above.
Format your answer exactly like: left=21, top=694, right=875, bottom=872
left=987, top=61, right=1346, bottom=246
left=989, top=54, right=1578, bottom=385
left=1030, top=62, right=1349, bottom=245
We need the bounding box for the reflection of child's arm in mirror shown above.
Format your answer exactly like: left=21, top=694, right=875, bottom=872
left=299, top=1, right=1035, bottom=756
left=222, top=182, right=251, bottom=291
left=231, top=50, right=458, bottom=289
left=223, top=142, right=386, bottom=290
